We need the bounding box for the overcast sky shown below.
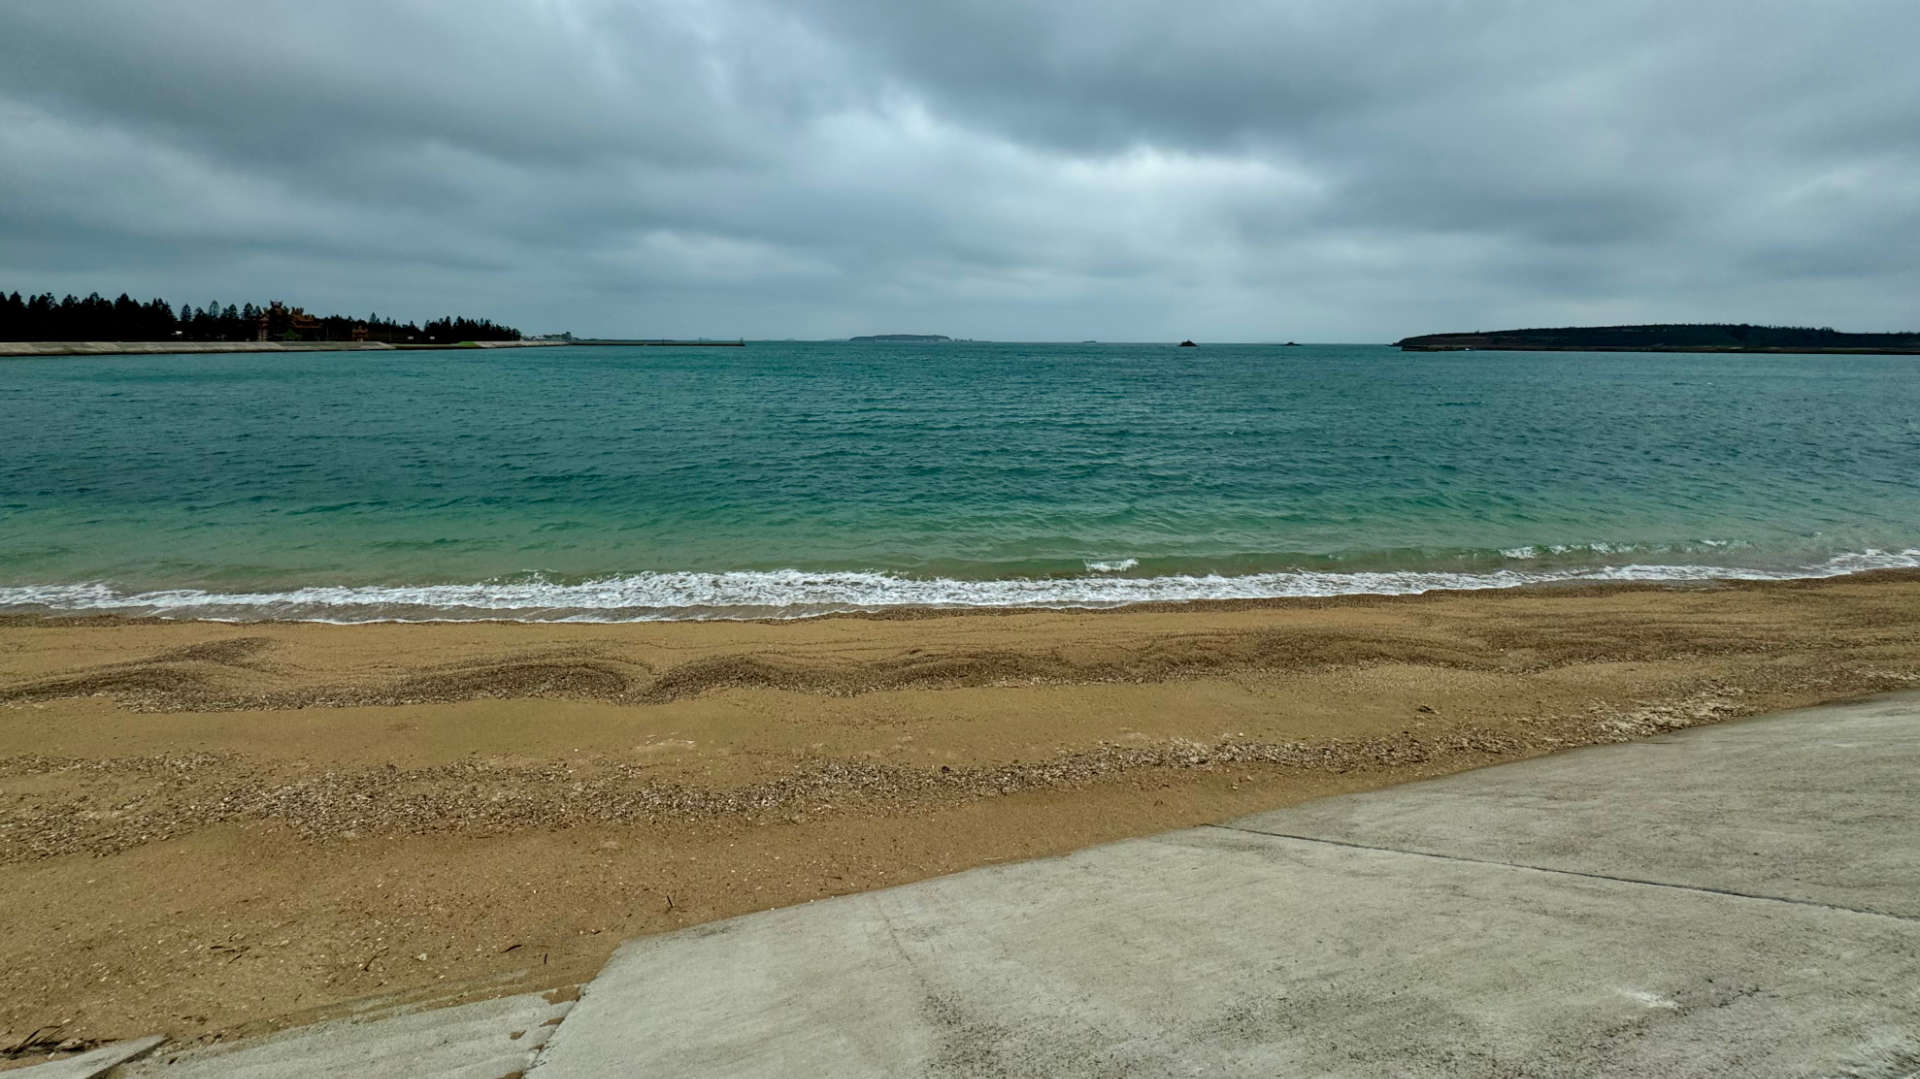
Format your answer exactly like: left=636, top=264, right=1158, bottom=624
left=2, top=1, right=1915, bottom=341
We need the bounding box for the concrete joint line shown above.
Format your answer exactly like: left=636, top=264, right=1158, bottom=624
left=1202, top=823, right=1919, bottom=924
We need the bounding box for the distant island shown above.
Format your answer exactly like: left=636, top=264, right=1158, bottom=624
left=1396, top=323, right=1920, bottom=354
left=850, top=334, right=951, bottom=342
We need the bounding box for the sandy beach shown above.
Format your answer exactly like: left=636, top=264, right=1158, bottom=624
left=4, top=571, right=1919, bottom=1058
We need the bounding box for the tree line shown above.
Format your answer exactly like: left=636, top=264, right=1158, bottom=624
left=0, top=290, right=521, bottom=343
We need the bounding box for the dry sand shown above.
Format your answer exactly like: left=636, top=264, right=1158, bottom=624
left=3, top=572, right=1918, bottom=1061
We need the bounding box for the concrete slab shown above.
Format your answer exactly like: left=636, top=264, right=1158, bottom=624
left=1230, top=692, right=1920, bottom=918
left=533, top=697, right=1920, bottom=1078
left=116, top=992, right=571, bottom=1079
left=3, top=1037, right=164, bottom=1079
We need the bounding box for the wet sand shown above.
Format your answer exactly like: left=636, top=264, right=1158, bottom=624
left=3, top=572, right=1918, bottom=1059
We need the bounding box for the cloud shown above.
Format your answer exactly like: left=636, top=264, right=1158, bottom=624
left=1, top=0, right=1916, bottom=339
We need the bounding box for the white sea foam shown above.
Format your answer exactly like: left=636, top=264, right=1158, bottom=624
left=1498, top=540, right=1746, bottom=560
left=3, top=548, right=1917, bottom=622
left=1084, top=558, right=1140, bottom=573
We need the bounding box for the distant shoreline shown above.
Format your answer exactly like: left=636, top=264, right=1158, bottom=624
left=570, top=339, right=746, bottom=347
left=0, top=339, right=570, bottom=357
left=1396, top=322, right=1920, bottom=354
left=1399, top=343, right=1920, bottom=355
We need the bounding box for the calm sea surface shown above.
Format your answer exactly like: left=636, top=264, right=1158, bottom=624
left=3, top=342, right=1917, bottom=619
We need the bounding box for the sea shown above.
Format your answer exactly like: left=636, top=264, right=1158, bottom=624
left=3, top=341, right=1917, bottom=621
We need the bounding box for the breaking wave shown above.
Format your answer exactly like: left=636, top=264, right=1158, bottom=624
left=3, top=548, right=1917, bottom=623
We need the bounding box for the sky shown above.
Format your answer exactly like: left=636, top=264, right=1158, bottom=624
left=2, top=1, right=1916, bottom=341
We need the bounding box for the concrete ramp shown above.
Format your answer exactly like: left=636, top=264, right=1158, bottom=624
left=5, top=1037, right=165, bottom=1079
left=533, top=696, right=1920, bottom=1078
left=1229, top=693, right=1920, bottom=919
left=117, top=991, right=572, bottom=1079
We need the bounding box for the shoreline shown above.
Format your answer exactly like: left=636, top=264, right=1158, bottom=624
left=0, top=339, right=745, bottom=357
left=4, top=570, right=1920, bottom=1052
left=0, top=339, right=570, bottom=357
left=5, top=564, right=1918, bottom=626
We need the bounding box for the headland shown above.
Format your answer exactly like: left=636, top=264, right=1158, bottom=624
left=0, top=339, right=570, bottom=357
left=1, top=288, right=527, bottom=353
left=1396, top=323, right=1920, bottom=353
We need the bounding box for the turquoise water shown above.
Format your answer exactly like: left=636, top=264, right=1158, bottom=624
left=3, top=342, right=1917, bottom=619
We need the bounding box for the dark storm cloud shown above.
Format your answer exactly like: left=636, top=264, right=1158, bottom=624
left=2, top=1, right=1916, bottom=339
